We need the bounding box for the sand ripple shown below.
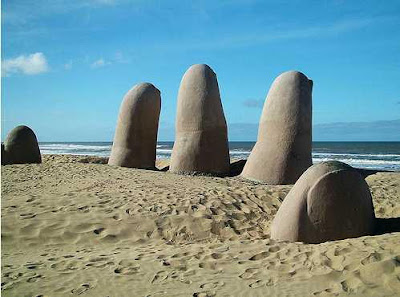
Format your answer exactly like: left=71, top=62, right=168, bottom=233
left=2, top=155, right=400, bottom=296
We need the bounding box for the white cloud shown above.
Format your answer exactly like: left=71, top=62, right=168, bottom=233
left=64, top=60, right=73, bottom=70
left=243, top=98, right=264, bottom=109
left=88, top=53, right=128, bottom=69
left=91, top=58, right=110, bottom=68
left=3, top=0, right=123, bottom=25
left=155, top=16, right=394, bottom=52
left=114, top=51, right=130, bottom=64
left=2, top=52, right=49, bottom=76
left=94, top=0, right=117, bottom=4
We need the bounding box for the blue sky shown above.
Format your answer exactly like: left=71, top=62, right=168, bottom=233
left=2, top=0, right=400, bottom=141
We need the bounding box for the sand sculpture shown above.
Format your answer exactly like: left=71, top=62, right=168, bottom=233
left=241, top=70, right=313, bottom=184
left=3, top=125, right=42, bottom=164
left=108, top=83, right=161, bottom=169
left=271, top=161, right=376, bottom=243
left=170, top=64, right=230, bottom=175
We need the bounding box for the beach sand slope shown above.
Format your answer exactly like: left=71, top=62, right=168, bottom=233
left=2, top=155, right=400, bottom=296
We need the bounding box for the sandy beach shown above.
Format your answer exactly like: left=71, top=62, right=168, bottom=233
left=1, top=154, right=400, bottom=297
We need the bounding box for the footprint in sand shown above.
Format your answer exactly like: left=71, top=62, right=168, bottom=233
left=343, top=262, right=360, bottom=272
left=334, top=246, right=352, bottom=256
left=359, top=258, right=398, bottom=285
left=114, top=259, right=140, bottom=275
left=192, top=291, right=216, bottom=297
left=145, top=291, right=168, bottom=297
left=239, top=267, right=259, bottom=280
left=85, top=256, right=113, bottom=268
left=27, top=274, right=43, bottom=283
left=249, top=279, right=275, bottom=288
left=151, top=271, right=169, bottom=284
left=26, top=197, right=36, bottom=203
left=249, top=251, right=269, bottom=261
left=51, top=260, right=80, bottom=271
left=25, top=262, right=44, bottom=270
left=312, top=288, right=335, bottom=296
left=340, top=272, right=364, bottom=293
left=71, top=283, right=92, bottom=295
left=114, top=266, right=139, bottom=275
left=361, top=252, right=382, bottom=265
left=198, top=261, right=218, bottom=270
left=3, top=271, right=24, bottom=281
left=20, top=212, right=36, bottom=219
left=93, top=227, right=105, bottom=235
left=210, top=253, right=223, bottom=259
left=199, top=281, right=225, bottom=290
left=77, top=205, right=89, bottom=212
left=268, top=246, right=280, bottom=253
left=112, top=214, right=122, bottom=221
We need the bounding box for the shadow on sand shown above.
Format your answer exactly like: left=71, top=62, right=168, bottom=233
left=375, top=217, right=400, bottom=235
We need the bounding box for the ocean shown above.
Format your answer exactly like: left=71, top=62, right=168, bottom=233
left=39, top=141, right=400, bottom=171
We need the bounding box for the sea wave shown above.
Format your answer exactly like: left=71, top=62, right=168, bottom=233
left=230, top=149, right=252, bottom=155
left=156, top=148, right=173, bottom=153
left=39, top=142, right=400, bottom=171
left=313, top=157, right=400, bottom=165
left=40, top=144, right=112, bottom=151
left=40, top=143, right=112, bottom=157
left=313, top=152, right=400, bottom=159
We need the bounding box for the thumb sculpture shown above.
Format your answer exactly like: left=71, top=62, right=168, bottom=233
left=241, top=70, right=313, bottom=184
left=108, top=83, right=161, bottom=169
left=3, top=125, right=42, bottom=164
left=271, top=161, right=376, bottom=243
left=170, top=64, right=230, bottom=175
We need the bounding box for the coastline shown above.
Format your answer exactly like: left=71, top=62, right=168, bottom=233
left=38, top=141, right=400, bottom=172
left=2, top=154, right=400, bottom=296
left=70, top=154, right=397, bottom=178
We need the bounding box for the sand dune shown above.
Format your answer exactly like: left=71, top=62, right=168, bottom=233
left=2, top=155, right=400, bottom=296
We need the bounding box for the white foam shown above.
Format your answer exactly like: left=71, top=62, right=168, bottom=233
left=313, top=152, right=400, bottom=158
left=229, top=150, right=251, bottom=155
left=40, top=144, right=112, bottom=151
left=38, top=142, right=400, bottom=171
